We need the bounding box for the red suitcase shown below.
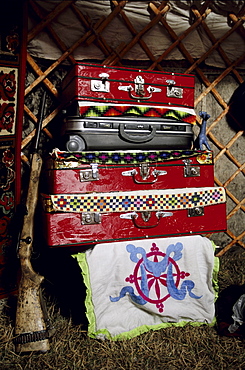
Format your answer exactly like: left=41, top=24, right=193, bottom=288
left=61, top=63, right=196, bottom=124
left=42, top=149, right=214, bottom=194
left=41, top=186, right=227, bottom=248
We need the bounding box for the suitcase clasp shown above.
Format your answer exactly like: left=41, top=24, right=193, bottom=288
left=134, top=75, right=145, bottom=97
left=118, top=75, right=161, bottom=101
left=81, top=212, right=101, bottom=224
left=79, top=163, right=99, bottom=182
left=166, top=79, right=183, bottom=99
left=120, top=211, right=173, bottom=228
left=91, top=73, right=110, bottom=92
left=140, top=163, right=150, bottom=179
left=121, top=164, right=167, bottom=184
left=188, top=207, right=204, bottom=217
left=183, top=159, right=200, bottom=177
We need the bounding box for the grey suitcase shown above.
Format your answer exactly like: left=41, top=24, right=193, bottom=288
left=60, top=116, right=194, bottom=152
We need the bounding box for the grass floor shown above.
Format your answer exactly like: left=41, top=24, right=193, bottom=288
left=0, top=245, right=245, bottom=370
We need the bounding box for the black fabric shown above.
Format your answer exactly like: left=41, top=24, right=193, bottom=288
left=227, top=82, right=245, bottom=132
left=216, top=284, right=245, bottom=338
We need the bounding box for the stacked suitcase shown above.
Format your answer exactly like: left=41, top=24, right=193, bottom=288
left=41, top=63, right=227, bottom=248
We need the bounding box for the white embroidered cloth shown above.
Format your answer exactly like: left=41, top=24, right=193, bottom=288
left=74, top=235, right=219, bottom=340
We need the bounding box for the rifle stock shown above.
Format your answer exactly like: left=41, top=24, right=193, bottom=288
left=14, top=91, right=51, bottom=353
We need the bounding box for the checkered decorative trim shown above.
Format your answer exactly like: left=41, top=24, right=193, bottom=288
left=51, top=149, right=212, bottom=166
left=47, top=187, right=226, bottom=213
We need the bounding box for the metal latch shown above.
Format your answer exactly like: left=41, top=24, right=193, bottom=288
left=166, top=79, right=183, bottom=99
left=122, top=164, right=167, bottom=181
left=140, top=163, right=150, bottom=180
left=121, top=168, right=137, bottom=177
left=188, top=207, right=204, bottom=217
left=118, top=74, right=161, bottom=100
left=81, top=212, right=101, bottom=224
left=79, top=163, right=99, bottom=182
left=183, top=159, right=200, bottom=177
left=141, top=211, right=151, bottom=222
left=120, top=211, right=173, bottom=220
left=139, top=163, right=167, bottom=180
left=134, top=75, right=145, bottom=97
left=120, top=211, right=173, bottom=229
left=91, top=73, right=110, bottom=92
left=120, top=211, right=138, bottom=219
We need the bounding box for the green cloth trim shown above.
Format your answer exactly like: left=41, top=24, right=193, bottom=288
left=73, top=242, right=219, bottom=341
left=212, top=240, right=220, bottom=302
left=72, top=253, right=97, bottom=336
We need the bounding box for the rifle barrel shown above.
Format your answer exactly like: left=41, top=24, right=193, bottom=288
left=34, top=90, right=47, bottom=153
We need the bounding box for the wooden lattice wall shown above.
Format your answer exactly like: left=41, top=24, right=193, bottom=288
left=24, top=0, right=245, bottom=257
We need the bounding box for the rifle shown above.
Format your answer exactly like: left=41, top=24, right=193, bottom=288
left=14, top=90, right=53, bottom=353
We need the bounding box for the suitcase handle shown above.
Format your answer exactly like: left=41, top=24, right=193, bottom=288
left=119, top=123, right=156, bottom=143
left=120, top=211, right=173, bottom=228
left=122, top=168, right=167, bottom=184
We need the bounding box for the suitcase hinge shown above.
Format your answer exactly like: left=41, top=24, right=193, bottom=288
left=91, top=73, right=110, bottom=92
left=152, top=169, right=168, bottom=177
left=120, top=211, right=151, bottom=221
left=121, top=168, right=137, bottom=177
left=183, top=159, right=200, bottom=177
left=188, top=207, right=204, bottom=217
left=81, top=212, right=101, bottom=224
left=166, top=79, right=183, bottom=99
left=79, top=163, right=99, bottom=182
left=120, top=211, right=138, bottom=219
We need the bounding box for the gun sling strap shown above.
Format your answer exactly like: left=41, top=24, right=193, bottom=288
left=14, top=289, right=54, bottom=345
left=13, top=329, right=50, bottom=345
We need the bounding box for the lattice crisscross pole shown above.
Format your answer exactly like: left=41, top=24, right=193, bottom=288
left=103, top=2, right=170, bottom=65
left=26, top=4, right=126, bottom=95
left=27, top=0, right=74, bottom=43
left=187, top=7, right=245, bottom=106
left=190, top=6, right=244, bottom=85
left=70, top=2, right=124, bottom=67
left=197, top=3, right=245, bottom=252
left=217, top=230, right=245, bottom=257
left=148, top=5, right=212, bottom=70
left=211, top=130, right=245, bottom=176
left=23, top=1, right=129, bottom=151
left=29, top=0, right=76, bottom=66
left=110, top=0, right=165, bottom=70
left=22, top=0, right=75, bottom=152
left=184, top=2, right=245, bottom=171
left=208, top=128, right=245, bottom=252
left=26, top=0, right=74, bottom=96
left=186, top=10, right=245, bottom=74
left=223, top=162, right=245, bottom=188
left=215, top=176, right=245, bottom=216
left=148, top=2, right=231, bottom=113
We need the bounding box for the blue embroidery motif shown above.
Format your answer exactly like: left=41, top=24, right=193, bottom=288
left=109, top=242, right=202, bottom=313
